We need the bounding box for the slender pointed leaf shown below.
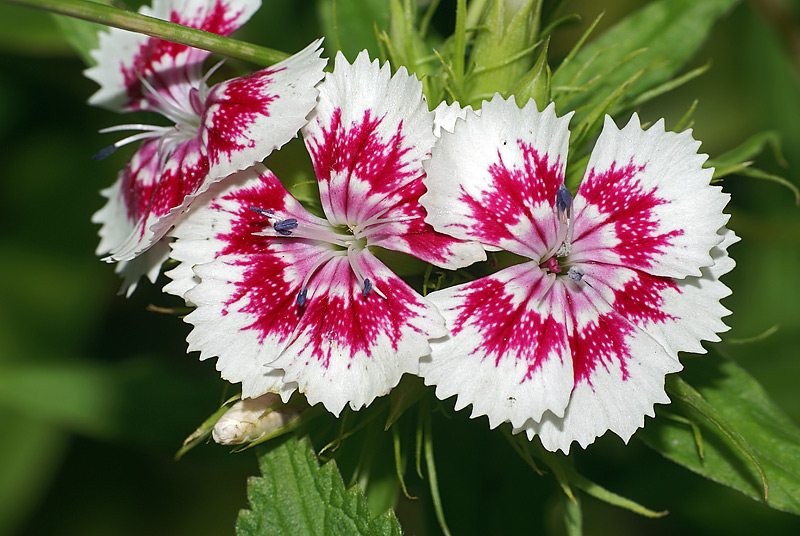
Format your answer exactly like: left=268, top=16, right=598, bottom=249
left=640, top=355, right=800, bottom=515
left=552, top=0, right=740, bottom=114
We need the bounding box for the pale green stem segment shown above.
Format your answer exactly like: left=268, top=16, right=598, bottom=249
left=4, top=0, right=289, bottom=66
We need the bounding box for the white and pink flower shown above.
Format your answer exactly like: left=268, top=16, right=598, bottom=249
left=86, top=0, right=326, bottom=294
left=419, top=95, right=736, bottom=453
left=167, top=52, right=484, bottom=415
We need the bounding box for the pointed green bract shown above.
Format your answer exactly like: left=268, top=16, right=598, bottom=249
left=640, top=354, right=800, bottom=515
left=236, top=436, right=402, bottom=536
left=464, top=0, right=540, bottom=104
left=552, top=0, right=740, bottom=124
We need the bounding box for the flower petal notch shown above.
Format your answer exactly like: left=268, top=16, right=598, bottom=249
left=419, top=95, right=735, bottom=453
left=86, top=0, right=326, bottom=294
left=168, top=51, right=483, bottom=416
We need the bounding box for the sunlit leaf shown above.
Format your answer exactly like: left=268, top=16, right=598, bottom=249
left=236, top=436, right=402, bottom=536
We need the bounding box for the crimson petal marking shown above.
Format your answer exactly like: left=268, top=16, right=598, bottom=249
left=180, top=167, right=335, bottom=401
left=203, top=39, right=326, bottom=180
left=105, top=136, right=210, bottom=261
left=570, top=114, right=729, bottom=279
left=420, top=263, right=574, bottom=427
left=269, top=252, right=446, bottom=416
left=304, top=50, right=484, bottom=269
left=167, top=164, right=331, bottom=298
left=305, top=50, right=436, bottom=227
left=93, top=139, right=161, bottom=262
left=516, top=279, right=681, bottom=453
left=366, top=173, right=487, bottom=269
left=581, top=227, right=737, bottom=359
left=421, top=94, right=573, bottom=259
left=86, top=0, right=261, bottom=111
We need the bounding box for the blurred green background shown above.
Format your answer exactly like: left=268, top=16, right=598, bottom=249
left=0, top=0, right=799, bottom=535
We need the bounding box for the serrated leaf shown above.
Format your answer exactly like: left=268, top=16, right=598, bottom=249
left=236, top=436, right=402, bottom=536
left=552, top=0, right=739, bottom=116
left=639, top=354, right=800, bottom=515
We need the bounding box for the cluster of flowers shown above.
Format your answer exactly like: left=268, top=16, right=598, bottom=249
left=88, top=0, right=735, bottom=453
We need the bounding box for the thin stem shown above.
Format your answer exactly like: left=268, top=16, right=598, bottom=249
left=452, top=0, right=467, bottom=90
left=6, top=0, right=289, bottom=66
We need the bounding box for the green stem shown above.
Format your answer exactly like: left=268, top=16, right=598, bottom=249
left=5, top=0, right=289, bottom=66
left=452, top=0, right=467, bottom=90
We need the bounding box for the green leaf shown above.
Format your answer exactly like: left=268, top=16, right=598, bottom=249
left=707, top=131, right=799, bottom=205
left=529, top=440, right=667, bottom=518
left=668, top=375, right=769, bottom=499
left=236, top=436, right=402, bottom=536
left=552, top=0, right=740, bottom=116
left=563, top=491, right=582, bottom=536
left=639, top=355, right=800, bottom=515
left=52, top=13, right=104, bottom=65
left=318, top=0, right=390, bottom=60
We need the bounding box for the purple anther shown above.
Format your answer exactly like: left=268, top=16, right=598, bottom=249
left=567, top=267, right=583, bottom=282
left=248, top=206, right=274, bottom=217
left=273, top=218, right=298, bottom=236
left=362, top=278, right=373, bottom=298
left=556, top=184, right=572, bottom=217
left=92, top=145, right=117, bottom=161
left=297, top=287, right=308, bottom=307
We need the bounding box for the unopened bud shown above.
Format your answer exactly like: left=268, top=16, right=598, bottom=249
left=212, top=393, right=300, bottom=445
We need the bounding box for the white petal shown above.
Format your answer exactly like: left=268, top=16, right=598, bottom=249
left=516, top=279, right=681, bottom=453
left=421, top=94, right=573, bottom=259
left=268, top=253, right=445, bottom=416
left=304, top=50, right=436, bottom=227
left=431, top=100, right=474, bottom=137
left=86, top=0, right=262, bottom=112
left=420, top=263, right=574, bottom=428
left=203, top=39, right=327, bottom=179
left=571, top=114, right=730, bottom=278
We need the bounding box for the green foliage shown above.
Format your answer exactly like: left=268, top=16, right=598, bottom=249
left=552, top=0, right=740, bottom=150
left=640, top=354, right=800, bottom=515
left=708, top=131, right=799, bottom=205
left=318, top=0, right=390, bottom=60
left=236, top=436, right=403, bottom=536
left=464, top=0, right=541, bottom=104
left=0, top=410, right=67, bottom=536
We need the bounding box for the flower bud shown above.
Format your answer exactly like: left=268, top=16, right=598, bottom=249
left=212, top=394, right=301, bottom=445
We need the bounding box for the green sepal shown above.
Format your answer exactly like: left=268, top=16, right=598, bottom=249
left=236, top=435, right=402, bottom=536
left=175, top=394, right=240, bottom=460
left=464, top=0, right=541, bottom=105
left=512, top=35, right=551, bottom=110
